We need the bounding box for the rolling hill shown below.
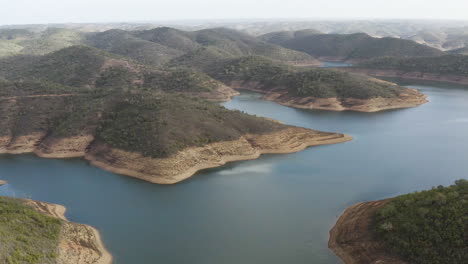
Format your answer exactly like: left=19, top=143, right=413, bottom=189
left=205, top=56, right=427, bottom=112
left=329, top=180, right=468, bottom=264
left=262, top=32, right=445, bottom=62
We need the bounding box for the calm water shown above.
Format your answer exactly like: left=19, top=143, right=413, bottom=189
left=320, top=61, right=352, bottom=67
left=1, top=80, right=468, bottom=263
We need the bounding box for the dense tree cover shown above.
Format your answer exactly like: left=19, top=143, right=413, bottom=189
left=0, top=28, right=83, bottom=58
left=211, top=56, right=403, bottom=99
left=142, top=69, right=222, bottom=93
left=263, top=32, right=444, bottom=60
left=0, top=46, right=107, bottom=87
left=357, top=55, right=468, bottom=76
left=0, top=77, right=284, bottom=158
left=131, top=27, right=315, bottom=65
left=85, top=29, right=183, bottom=67
left=0, top=197, right=62, bottom=264
left=0, top=46, right=226, bottom=96
left=374, top=180, right=468, bottom=264
left=97, top=92, right=283, bottom=157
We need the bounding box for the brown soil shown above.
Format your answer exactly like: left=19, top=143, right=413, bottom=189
left=329, top=200, right=407, bottom=264
left=0, top=128, right=351, bottom=184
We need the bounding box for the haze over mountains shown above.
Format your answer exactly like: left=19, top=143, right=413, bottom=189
left=3, top=19, right=468, bottom=51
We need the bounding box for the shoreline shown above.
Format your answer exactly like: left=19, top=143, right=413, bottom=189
left=85, top=130, right=352, bottom=184
left=341, top=68, right=468, bottom=86
left=230, top=85, right=428, bottom=112
left=0, top=128, right=352, bottom=184
left=328, top=199, right=407, bottom=264
left=23, top=199, right=113, bottom=264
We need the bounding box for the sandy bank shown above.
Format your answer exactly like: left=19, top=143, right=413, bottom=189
left=0, top=127, right=351, bottom=184
left=229, top=82, right=427, bottom=112
left=328, top=200, right=407, bottom=264
left=342, top=68, right=468, bottom=86
left=0, top=180, right=6, bottom=186
left=23, top=199, right=113, bottom=264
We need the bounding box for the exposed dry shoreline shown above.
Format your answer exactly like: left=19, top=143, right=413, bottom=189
left=229, top=81, right=428, bottom=112
left=329, top=200, right=407, bottom=264
left=342, top=68, right=468, bottom=86
left=23, top=199, right=112, bottom=264
left=0, top=127, right=352, bottom=184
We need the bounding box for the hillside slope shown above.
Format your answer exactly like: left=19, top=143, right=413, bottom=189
left=0, top=77, right=350, bottom=184
left=263, top=32, right=445, bottom=62
left=0, top=196, right=111, bottom=264
left=329, top=180, right=467, bottom=264
left=348, top=54, right=468, bottom=85
left=207, top=56, right=427, bottom=112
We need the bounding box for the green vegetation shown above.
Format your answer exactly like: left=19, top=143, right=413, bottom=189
left=357, top=54, right=468, bottom=75
left=264, top=32, right=445, bottom=60
left=97, top=92, right=283, bottom=157
left=133, top=27, right=315, bottom=66
left=211, top=56, right=403, bottom=99
left=0, top=196, right=62, bottom=264
left=374, top=180, right=468, bottom=264
left=0, top=77, right=283, bottom=158
left=0, top=46, right=108, bottom=87
left=85, top=29, right=183, bottom=66
left=142, top=69, right=222, bottom=93
left=0, top=28, right=83, bottom=58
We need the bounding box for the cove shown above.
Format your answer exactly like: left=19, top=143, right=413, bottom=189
left=1, top=80, right=468, bottom=264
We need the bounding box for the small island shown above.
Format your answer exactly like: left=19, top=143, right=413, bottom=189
left=0, top=196, right=111, bottom=264
left=329, top=180, right=467, bottom=264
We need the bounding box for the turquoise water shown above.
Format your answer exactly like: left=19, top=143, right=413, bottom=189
left=1, top=80, right=468, bottom=263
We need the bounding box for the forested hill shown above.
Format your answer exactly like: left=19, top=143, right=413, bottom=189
left=373, top=180, right=468, bottom=264
left=261, top=32, right=445, bottom=61
left=355, top=54, right=468, bottom=76
left=209, top=56, right=404, bottom=99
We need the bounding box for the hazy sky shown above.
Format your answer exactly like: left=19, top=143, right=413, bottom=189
left=1, top=0, right=467, bottom=25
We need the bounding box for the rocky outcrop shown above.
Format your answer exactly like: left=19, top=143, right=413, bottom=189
left=328, top=200, right=407, bottom=264
left=229, top=81, right=428, bottom=112
left=342, top=68, right=468, bottom=86
left=0, top=128, right=352, bottom=184
left=24, top=200, right=112, bottom=264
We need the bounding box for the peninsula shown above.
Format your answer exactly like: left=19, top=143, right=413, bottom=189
left=347, top=55, right=468, bottom=85
left=329, top=180, right=467, bottom=264
left=0, top=196, right=111, bottom=264
left=208, top=56, right=428, bottom=112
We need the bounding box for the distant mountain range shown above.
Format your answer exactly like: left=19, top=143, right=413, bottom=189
left=2, top=19, right=468, bottom=51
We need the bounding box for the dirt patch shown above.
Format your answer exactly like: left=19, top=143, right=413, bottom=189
left=329, top=200, right=407, bottom=264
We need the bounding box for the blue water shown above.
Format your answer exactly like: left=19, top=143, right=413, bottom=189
left=320, top=61, right=352, bottom=68
left=0, top=80, right=467, bottom=263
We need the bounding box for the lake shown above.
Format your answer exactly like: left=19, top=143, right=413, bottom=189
left=1, top=80, right=467, bottom=263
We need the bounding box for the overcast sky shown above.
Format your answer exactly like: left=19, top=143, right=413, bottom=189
left=1, top=0, right=467, bottom=25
